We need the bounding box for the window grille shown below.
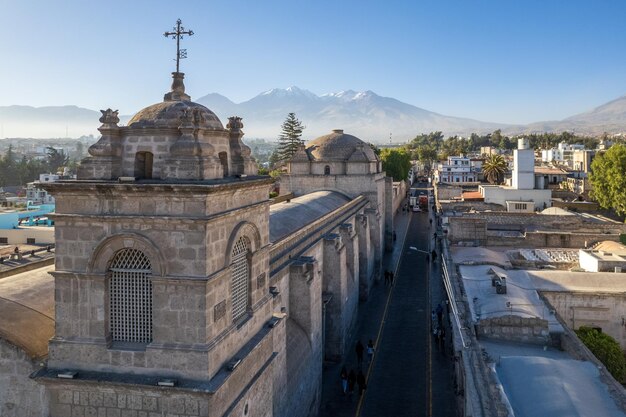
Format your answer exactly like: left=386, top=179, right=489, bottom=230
left=108, top=248, right=153, bottom=344
left=231, top=237, right=250, bottom=321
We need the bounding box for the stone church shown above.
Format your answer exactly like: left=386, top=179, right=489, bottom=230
left=0, top=71, right=401, bottom=417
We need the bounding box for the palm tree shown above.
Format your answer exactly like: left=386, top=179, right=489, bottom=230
left=482, top=154, right=507, bottom=184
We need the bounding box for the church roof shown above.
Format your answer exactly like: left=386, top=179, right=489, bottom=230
left=269, top=191, right=351, bottom=242
left=0, top=265, right=54, bottom=359
left=305, top=130, right=378, bottom=162
left=126, top=72, right=224, bottom=130
left=127, top=100, right=224, bottom=130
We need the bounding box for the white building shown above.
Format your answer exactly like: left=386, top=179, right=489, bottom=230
left=434, top=155, right=480, bottom=184
left=25, top=173, right=73, bottom=205
left=541, top=142, right=585, bottom=166
left=579, top=241, right=626, bottom=273
left=480, top=138, right=552, bottom=211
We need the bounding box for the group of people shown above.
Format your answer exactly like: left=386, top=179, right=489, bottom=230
left=383, top=270, right=395, bottom=286
left=340, top=339, right=375, bottom=397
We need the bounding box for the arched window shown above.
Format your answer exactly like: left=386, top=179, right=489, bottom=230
left=324, top=165, right=331, bottom=175
left=231, top=237, right=250, bottom=321
left=108, top=248, right=152, bottom=344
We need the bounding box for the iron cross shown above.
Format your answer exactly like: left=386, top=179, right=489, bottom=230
left=164, top=19, right=194, bottom=73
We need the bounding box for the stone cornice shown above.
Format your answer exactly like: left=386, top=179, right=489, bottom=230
left=40, top=176, right=273, bottom=195
left=49, top=199, right=269, bottom=224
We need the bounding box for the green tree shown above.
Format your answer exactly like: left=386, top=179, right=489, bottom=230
left=576, top=326, right=626, bottom=382
left=368, top=143, right=381, bottom=156
left=275, top=113, right=305, bottom=163
left=416, top=145, right=438, bottom=171
left=589, top=144, right=626, bottom=216
left=482, top=154, right=507, bottom=184
left=380, top=148, right=411, bottom=181
left=46, top=146, right=69, bottom=174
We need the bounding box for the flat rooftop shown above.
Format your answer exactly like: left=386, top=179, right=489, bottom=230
left=482, top=340, right=626, bottom=417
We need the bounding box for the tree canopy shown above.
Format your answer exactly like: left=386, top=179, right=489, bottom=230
left=589, top=144, right=626, bottom=216
left=380, top=148, right=411, bottom=181
left=274, top=113, right=305, bottom=164
left=482, top=154, right=508, bottom=184
left=576, top=326, right=626, bottom=382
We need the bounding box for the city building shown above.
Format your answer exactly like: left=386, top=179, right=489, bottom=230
left=433, top=155, right=480, bottom=184
left=541, top=141, right=585, bottom=166
left=479, top=139, right=552, bottom=211
left=25, top=174, right=66, bottom=205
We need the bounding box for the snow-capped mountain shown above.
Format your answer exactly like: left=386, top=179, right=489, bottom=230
left=196, top=87, right=504, bottom=141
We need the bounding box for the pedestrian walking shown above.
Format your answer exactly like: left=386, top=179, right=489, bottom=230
left=439, top=326, right=446, bottom=353
left=389, top=271, right=395, bottom=286
left=384, top=270, right=390, bottom=286
left=367, top=339, right=375, bottom=362
left=355, top=340, right=364, bottom=366
left=429, top=218, right=432, bottom=226
left=357, top=370, right=367, bottom=395
left=340, top=366, right=348, bottom=394
left=348, top=369, right=357, bottom=394
left=436, top=303, right=443, bottom=327
left=393, top=231, right=397, bottom=242
left=431, top=249, right=437, bottom=263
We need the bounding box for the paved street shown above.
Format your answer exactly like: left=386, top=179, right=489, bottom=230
left=320, top=184, right=456, bottom=417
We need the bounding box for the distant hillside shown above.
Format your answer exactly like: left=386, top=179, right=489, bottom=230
left=504, top=95, right=626, bottom=136
left=3, top=89, right=626, bottom=140
left=0, top=105, right=130, bottom=139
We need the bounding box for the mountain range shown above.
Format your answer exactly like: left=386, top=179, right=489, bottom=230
left=2, top=87, right=626, bottom=142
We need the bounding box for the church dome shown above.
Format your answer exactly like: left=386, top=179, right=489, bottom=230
left=127, top=100, right=224, bottom=130
left=126, top=72, right=224, bottom=130
left=306, top=129, right=378, bottom=162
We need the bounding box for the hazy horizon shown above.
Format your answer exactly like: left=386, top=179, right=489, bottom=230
left=2, top=0, right=626, bottom=126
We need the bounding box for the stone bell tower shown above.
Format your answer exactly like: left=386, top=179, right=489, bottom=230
left=37, top=62, right=280, bottom=416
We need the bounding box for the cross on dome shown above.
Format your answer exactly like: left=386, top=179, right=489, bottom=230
left=164, top=19, right=194, bottom=73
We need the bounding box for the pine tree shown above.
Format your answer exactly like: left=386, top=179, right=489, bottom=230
left=276, top=113, right=305, bottom=163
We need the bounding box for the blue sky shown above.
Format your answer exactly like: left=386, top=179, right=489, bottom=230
left=2, top=0, right=626, bottom=124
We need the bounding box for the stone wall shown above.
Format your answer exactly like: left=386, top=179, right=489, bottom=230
left=448, top=212, right=626, bottom=248
left=541, top=291, right=626, bottom=350
left=475, top=316, right=550, bottom=345
left=0, top=339, right=48, bottom=417
left=552, top=200, right=599, bottom=212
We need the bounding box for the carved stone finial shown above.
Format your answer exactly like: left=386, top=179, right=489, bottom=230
left=99, top=109, right=119, bottom=126
left=179, top=107, right=194, bottom=124
left=164, top=72, right=191, bottom=102
left=193, top=108, right=205, bottom=125
left=227, top=116, right=244, bottom=131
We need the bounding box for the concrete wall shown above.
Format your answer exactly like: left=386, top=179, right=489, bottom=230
left=480, top=186, right=551, bottom=210
left=512, top=148, right=534, bottom=190
left=0, top=339, right=48, bottom=417
left=448, top=212, right=626, bottom=248
left=579, top=250, right=626, bottom=272
left=475, top=316, right=550, bottom=345
left=0, top=227, right=54, bottom=245
left=542, top=291, right=626, bottom=351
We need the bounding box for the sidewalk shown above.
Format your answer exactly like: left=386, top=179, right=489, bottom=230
left=319, top=205, right=412, bottom=417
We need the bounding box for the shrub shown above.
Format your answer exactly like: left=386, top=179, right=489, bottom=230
left=576, top=326, right=626, bottom=382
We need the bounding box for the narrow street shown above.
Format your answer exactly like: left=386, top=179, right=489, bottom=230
left=319, top=184, right=456, bottom=417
